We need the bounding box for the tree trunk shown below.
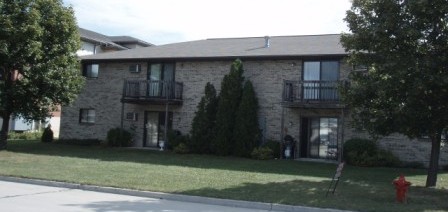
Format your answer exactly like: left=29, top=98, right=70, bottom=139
left=0, top=114, right=10, bottom=150
left=426, top=133, right=441, bottom=187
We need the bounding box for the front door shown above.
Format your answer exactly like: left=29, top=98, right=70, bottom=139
left=143, top=111, right=173, bottom=147
left=300, top=117, right=338, bottom=160
left=144, top=112, right=159, bottom=147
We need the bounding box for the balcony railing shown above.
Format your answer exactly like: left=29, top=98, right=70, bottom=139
left=123, top=79, right=183, bottom=104
left=283, top=80, right=344, bottom=105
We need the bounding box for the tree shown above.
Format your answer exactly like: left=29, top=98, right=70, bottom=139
left=211, top=59, right=244, bottom=155
left=233, top=80, right=260, bottom=157
left=0, top=0, right=83, bottom=150
left=341, top=0, right=448, bottom=187
left=189, top=82, right=218, bottom=154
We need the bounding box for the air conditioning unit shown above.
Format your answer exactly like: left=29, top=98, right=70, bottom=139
left=126, top=112, right=138, bottom=121
left=129, top=64, right=141, bottom=73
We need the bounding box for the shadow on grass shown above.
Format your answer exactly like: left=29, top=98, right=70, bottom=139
left=5, top=140, right=441, bottom=187
left=6, top=140, right=340, bottom=177
left=181, top=179, right=448, bottom=212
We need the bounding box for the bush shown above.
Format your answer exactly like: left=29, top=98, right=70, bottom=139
left=107, top=128, right=132, bottom=147
left=167, top=130, right=190, bottom=150
left=58, top=139, right=102, bottom=146
left=41, top=127, right=53, bottom=143
left=343, top=138, right=400, bottom=167
left=262, top=140, right=281, bottom=159
left=8, top=131, right=41, bottom=140
left=251, top=147, right=274, bottom=160
left=376, top=149, right=401, bottom=167
left=402, top=161, right=425, bottom=169
left=173, top=143, right=190, bottom=154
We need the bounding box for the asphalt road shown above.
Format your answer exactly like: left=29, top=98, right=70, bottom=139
left=0, top=180, right=279, bottom=212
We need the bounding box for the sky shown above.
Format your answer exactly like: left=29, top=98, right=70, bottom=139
left=63, top=0, right=352, bottom=45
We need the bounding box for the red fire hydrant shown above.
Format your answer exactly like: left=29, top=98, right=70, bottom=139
left=393, top=174, right=411, bottom=203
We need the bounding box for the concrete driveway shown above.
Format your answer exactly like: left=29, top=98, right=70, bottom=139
left=0, top=180, right=278, bottom=212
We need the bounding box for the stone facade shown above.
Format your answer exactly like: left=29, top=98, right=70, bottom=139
left=60, top=58, right=447, bottom=167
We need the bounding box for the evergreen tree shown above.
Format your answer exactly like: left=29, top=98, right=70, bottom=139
left=211, top=59, right=244, bottom=155
left=189, top=82, right=218, bottom=153
left=233, top=80, right=260, bottom=157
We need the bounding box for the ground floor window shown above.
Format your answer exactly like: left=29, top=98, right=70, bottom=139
left=79, top=109, right=95, bottom=124
left=300, top=117, right=338, bottom=160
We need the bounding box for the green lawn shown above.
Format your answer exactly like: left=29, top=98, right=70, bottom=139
left=0, top=140, right=447, bottom=212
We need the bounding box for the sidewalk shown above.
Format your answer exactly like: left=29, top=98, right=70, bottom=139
left=0, top=176, right=351, bottom=212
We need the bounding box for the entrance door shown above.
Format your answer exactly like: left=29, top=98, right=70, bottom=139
left=144, top=112, right=159, bottom=147
left=300, top=117, right=338, bottom=160
left=143, top=111, right=173, bottom=147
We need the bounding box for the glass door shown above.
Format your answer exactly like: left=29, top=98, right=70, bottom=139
left=148, top=64, right=162, bottom=97
left=303, top=61, right=339, bottom=100
left=303, top=117, right=339, bottom=160
left=144, top=112, right=159, bottom=147
left=303, top=62, right=320, bottom=100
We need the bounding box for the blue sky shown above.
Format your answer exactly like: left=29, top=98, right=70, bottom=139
left=64, top=0, right=352, bottom=45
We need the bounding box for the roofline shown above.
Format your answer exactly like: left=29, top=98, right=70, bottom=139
left=80, top=54, right=348, bottom=63
left=80, top=37, right=128, bottom=50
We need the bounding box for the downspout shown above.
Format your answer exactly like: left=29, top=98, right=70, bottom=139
left=339, top=108, right=345, bottom=163
left=164, top=81, right=169, bottom=143
left=280, top=105, right=285, bottom=159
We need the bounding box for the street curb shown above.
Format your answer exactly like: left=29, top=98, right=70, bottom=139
left=0, top=176, right=351, bottom=212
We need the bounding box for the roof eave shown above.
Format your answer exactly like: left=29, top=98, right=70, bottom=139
left=80, top=54, right=348, bottom=63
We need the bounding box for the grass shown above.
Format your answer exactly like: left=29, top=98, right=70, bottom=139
left=0, top=140, right=447, bottom=212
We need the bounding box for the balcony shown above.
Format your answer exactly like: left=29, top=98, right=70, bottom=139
left=122, top=79, right=183, bottom=105
left=282, top=80, right=346, bottom=108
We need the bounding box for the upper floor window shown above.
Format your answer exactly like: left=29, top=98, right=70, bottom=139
left=83, top=64, right=99, bottom=78
left=79, top=108, right=95, bottom=124
left=303, top=61, right=339, bottom=81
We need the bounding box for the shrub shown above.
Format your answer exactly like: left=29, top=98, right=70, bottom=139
left=173, top=143, right=190, bottom=154
left=251, top=147, right=274, bottom=160
left=376, top=149, right=401, bottom=167
left=167, top=130, right=190, bottom=150
left=8, top=131, right=41, bottom=140
left=107, top=128, right=132, bottom=147
left=262, top=140, right=281, bottom=159
left=212, top=59, right=245, bottom=156
left=343, top=138, right=378, bottom=166
left=233, top=80, right=260, bottom=157
left=58, top=139, right=102, bottom=146
left=343, top=138, right=401, bottom=167
left=41, top=126, right=53, bottom=143
left=190, top=83, right=218, bottom=154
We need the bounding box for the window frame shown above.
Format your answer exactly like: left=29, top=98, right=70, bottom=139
left=79, top=108, right=96, bottom=124
left=83, top=64, right=99, bottom=79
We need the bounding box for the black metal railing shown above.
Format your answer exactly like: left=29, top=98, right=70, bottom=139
left=123, top=79, right=183, bottom=101
left=283, top=80, right=342, bottom=102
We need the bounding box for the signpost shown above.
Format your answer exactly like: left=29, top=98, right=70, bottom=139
left=326, top=162, right=345, bottom=197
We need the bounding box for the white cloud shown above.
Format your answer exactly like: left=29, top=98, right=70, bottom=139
left=64, top=0, right=351, bottom=45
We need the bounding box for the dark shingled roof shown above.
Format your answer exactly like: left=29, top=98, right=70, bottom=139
left=109, top=36, right=154, bottom=47
left=78, top=28, right=128, bottom=50
left=81, top=34, right=347, bottom=61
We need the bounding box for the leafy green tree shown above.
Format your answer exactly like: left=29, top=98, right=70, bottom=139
left=0, top=0, right=83, bottom=150
left=233, top=80, right=260, bottom=157
left=211, top=59, right=244, bottom=155
left=341, top=0, right=448, bottom=187
left=189, top=82, right=218, bottom=153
